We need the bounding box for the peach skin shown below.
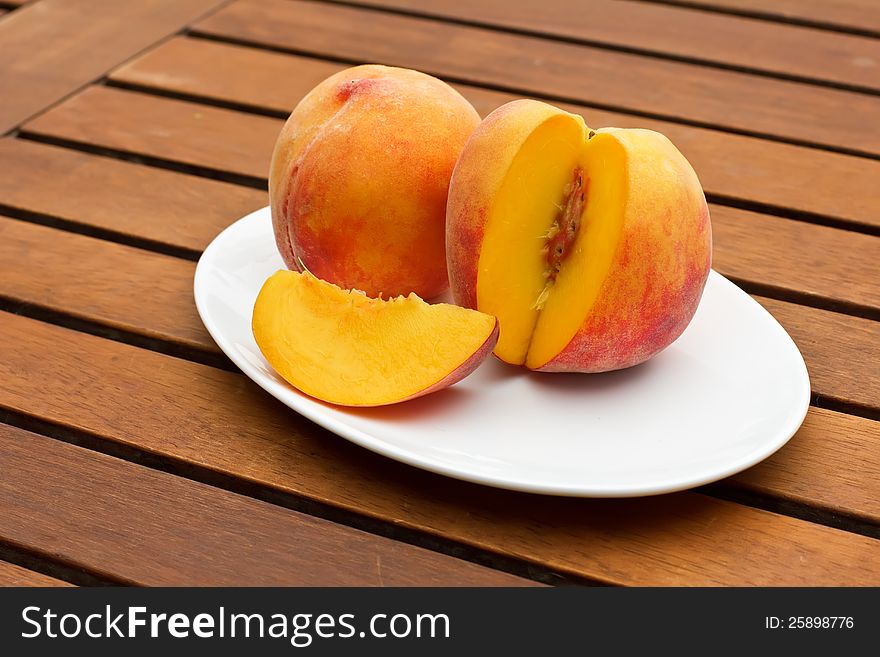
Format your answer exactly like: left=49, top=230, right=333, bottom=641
left=269, top=65, right=480, bottom=299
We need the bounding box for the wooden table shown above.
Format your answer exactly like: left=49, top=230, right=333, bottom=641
left=0, top=0, right=878, bottom=587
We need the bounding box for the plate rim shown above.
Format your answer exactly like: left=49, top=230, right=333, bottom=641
left=194, top=206, right=811, bottom=497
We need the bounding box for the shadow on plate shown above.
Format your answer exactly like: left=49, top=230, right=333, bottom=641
left=340, top=385, right=479, bottom=422
left=526, top=357, right=660, bottom=396
left=341, top=355, right=659, bottom=421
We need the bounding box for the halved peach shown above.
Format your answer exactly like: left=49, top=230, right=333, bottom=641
left=447, top=100, right=712, bottom=372
left=252, top=270, right=498, bottom=406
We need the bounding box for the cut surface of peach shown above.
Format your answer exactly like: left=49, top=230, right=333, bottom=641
left=476, top=112, right=627, bottom=368
left=252, top=270, right=499, bottom=406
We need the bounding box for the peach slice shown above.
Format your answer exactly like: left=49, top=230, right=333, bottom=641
left=447, top=100, right=712, bottom=372
left=252, top=270, right=499, bottom=406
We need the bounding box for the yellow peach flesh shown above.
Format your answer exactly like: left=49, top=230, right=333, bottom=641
left=526, top=133, right=627, bottom=369
left=476, top=113, right=585, bottom=364
left=476, top=120, right=629, bottom=369
left=252, top=270, right=498, bottom=406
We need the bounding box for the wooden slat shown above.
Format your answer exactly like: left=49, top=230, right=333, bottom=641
left=710, top=206, right=880, bottom=315
left=192, top=0, right=880, bottom=157
left=0, top=220, right=880, bottom=523
left=0, top=560, right=72, bottom=587
left=344, top=0, right=880, bottom=91
left=0, top=138, right=265, bottom=252
left=758, top=298, right=880, bottom=414
left=666, top=0, right=880, bottom=34
left=110, top=37, right=880, bottom=231
left=731, top=407, right=880, bottom=522
left=111, top=37, right=346, bottom=113
left=0, top=423, right=528, bottom=586
left=22, top=85, right=278, bottom=180
left=0, top=311, right=878, bottom=585
left=0, top=0, right=230, bottom=133
left=0, top=217, right=217, bottom=353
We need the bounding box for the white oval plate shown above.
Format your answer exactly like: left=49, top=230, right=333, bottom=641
left=194, top=207, right=810, bottom=497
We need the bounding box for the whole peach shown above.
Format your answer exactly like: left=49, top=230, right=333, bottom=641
left=269, top=65, right=480, bottom=298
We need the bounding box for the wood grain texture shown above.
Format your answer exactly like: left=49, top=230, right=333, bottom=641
left=0, top=311, right=878, bottom=585
left=192, top=0, right=880, bottom=156
left=661, top=0, right=880, bottom=34
left=710, top=206, right=880, bottom=315
left=22, top=85, right=279, bottom=180
left=0, top=560, right=72, bottom=587
left=0, top=138, right=265, bottom=252
left=343, top=0, right=880, bottom=90
left=110, top=37, right=880, bottom=230
left=730, top=407, right=880, bottom=523
left=0, top=423, right=530, bottom=586
left=757, top=298, right=880, bottom=414
left=0, top=217, right=217, bottom=353
left=0, top=0, right=230, bottom=133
